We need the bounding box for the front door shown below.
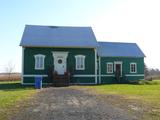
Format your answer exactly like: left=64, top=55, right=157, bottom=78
left=114, top=62, right=122, bottom=77
left=52, top=52, right=68, bottom=75
left=115, top=64, right=121, bottom=76
left=55, top=56, right=66, bottom=75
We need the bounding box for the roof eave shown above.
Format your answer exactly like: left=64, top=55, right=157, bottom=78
left=20, top=45, right=97, bottom=49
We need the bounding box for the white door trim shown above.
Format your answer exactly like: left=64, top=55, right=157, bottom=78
left=114, top=61, right=122, bottom=77
left=52, top=51, right=68, bottom=75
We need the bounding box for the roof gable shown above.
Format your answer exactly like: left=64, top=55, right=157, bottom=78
left=98, top=42, right=145, bottom=57
left=20, top=25, right=98, bottom=48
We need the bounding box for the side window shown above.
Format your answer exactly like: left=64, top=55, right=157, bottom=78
left=130, top=63, right=137, bottom=73
left=107, top=62, right=113, bottom=73
left=34, top=54, right=45, bottom=70
left=75, top=55, right=85, bottom=70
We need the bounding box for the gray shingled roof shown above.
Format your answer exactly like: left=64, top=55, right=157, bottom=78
left=20, top=25, right=98, bottom=48
left=97, top=42, right=145, bottom=57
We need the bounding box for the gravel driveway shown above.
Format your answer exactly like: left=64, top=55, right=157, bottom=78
left=9, top=87, right=137, bottom=120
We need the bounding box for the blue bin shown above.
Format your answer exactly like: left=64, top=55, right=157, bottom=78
left=35, top=76, right=42, bottom=89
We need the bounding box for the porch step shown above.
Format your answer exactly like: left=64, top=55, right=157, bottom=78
left=53, top=75, right=70, bottom=87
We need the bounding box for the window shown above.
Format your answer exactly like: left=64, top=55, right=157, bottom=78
left=75, top=55, right=85, bottom=70
left=34, top=54, right=45, bottom=70
left=107, top=63, right=113, bottom=73
left=130, top=63, right=137, bottom=73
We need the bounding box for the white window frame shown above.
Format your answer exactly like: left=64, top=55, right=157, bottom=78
left=34, top=54, right=45, bottom=70
left=75, top=55, right=85, bottom=70
left=107, top=62, right=113, bottom=73
left=130, top=63, right=137, bottom=73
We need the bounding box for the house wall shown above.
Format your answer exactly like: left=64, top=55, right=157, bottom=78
left=22, top=47, right=96, bottom=84
left=99, top=57, right=144, bottom=84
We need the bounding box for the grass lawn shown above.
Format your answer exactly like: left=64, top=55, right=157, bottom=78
left=0, top=81, right=36, bottom=120
left=73, top=80, right=160, bottom=119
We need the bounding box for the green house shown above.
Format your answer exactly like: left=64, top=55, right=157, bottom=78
left=20, top=25, right=145, bottom=85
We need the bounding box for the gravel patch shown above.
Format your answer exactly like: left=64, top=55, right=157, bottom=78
left=9, top=87, right=138, bottom=120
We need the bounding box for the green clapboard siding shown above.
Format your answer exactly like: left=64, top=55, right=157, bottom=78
left=70, top=77, right=95, bottom=84
left=100, top=57, right=144, bottom=83
left=101, top=76, right=117, bottom=84
left=23, top=47, right=144, bottom=84
left=23, top=47, right=96, bottom=84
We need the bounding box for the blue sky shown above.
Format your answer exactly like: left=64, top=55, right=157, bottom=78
left=0, top=0, right=160, bottom=72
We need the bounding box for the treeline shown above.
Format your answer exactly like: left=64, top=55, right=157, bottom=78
left=145, top=64, right=160, bottom=80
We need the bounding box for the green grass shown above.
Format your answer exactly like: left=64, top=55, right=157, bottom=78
left=0, top=81, right=36, bottom=120
left=74, top=80, right=160, bottom=119
left=80, top=80, right=160, bottom=104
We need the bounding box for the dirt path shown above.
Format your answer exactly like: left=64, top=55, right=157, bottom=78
left=9, top=87, right=138, bottom=120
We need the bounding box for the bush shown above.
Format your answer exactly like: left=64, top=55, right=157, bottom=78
left=138, top=80, right=160, bottom=85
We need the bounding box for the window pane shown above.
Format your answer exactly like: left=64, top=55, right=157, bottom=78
left=35, top=55, right=45, bottom=70
left=131, top=64, right=136, bottom=73
left=75, top=55, right=85, bottom=70
left=107, top=63, right=113, bottom=73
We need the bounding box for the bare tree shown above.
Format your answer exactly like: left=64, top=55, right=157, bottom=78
left=144, top=63, right=149, bottom=79
left=5, top=61, right=15, bottom=80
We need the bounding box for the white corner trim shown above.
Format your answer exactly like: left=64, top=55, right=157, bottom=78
left=21, top=47, right=25, bottom=85
left=94, top=49, right=97, bottom=84
left=99, top=56, right=101, bottom=84
left=125, top=74, right=144, bottom=77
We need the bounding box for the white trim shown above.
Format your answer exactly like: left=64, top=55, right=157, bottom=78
left=101, top=74, right=115, bottom=77
left=114, top=61, right=123, bottom=77
left=130, top=63, right=137, bottom=73
left=52, top=51, right=69, bottom=74
left=22, top=74, right=116, bottom=77
left=74, top=74, right=95, bottom=77
left=22, top=83, right=53, bottom=85
left=75, top=55, right=85, bottom=70
left=107, top=62, right=113, bottom=73
left=125, top=74, right=144, bottom=76
left=99, top=57, right=101, bottom=84
left=95, top=49, right=97, bottom=84
left=34, top=54, right=45, bottom=70
left=70, top=83, right=96, bottom=85
left=23, top=83, right=96, bottom=85
left=23, top=75, right=48, bottom=77
left=21, top=47, right=25, bottom=85
left=23, top=74, right=95, bottom=77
